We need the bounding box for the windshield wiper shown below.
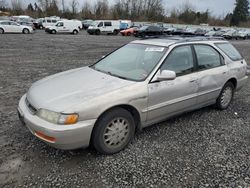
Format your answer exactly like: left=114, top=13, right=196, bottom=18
left=106, top=71, right=129, bottom=80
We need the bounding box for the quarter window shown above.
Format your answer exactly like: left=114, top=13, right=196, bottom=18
left=216, top=43, right=242, bottom=61
left=161, top=45, right=194, bottom=76
left=194, top=45, right=222, bottom=70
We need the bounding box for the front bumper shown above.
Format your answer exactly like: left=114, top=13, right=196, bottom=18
left=17, top=94, right=96, bottom=150
left=87, top=29, right=97, bottom=34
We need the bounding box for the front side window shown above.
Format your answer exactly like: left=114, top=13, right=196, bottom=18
left=161, top=45, right=194, bottom=76
left=10, top=22, right=18, bottom=26
left=47, top=19, right=51, bottom=23
left=194, top=45, right=222, bottom=70
left=52, top=20, right=57, bottom=23
left=216, top=43, right=242, bottom=61
left=92, top=44, right=167, bottom=81
left=98, top=22, right=103, bottom=27
left=56, top=22, right=63, bottom=27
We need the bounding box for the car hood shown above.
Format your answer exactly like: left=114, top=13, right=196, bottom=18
left=26, top=67, right=135, bottom=112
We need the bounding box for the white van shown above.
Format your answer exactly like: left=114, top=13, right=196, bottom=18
left=72, top=19, right=83, bottom=30
left=87, top=20, right=120, bottom=35
left=42, top=16, right=60, bottom=28
left=45, top=20, right=80, bottom=34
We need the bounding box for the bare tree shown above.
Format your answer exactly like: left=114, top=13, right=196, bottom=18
left=94, top=0, right=109, bottom=19
left=0, top=0, right=7, bottom=9
left=70, top=0, right=79, bottom=16
left=61, top=0, right=65, bottom=13
left=81, top=1, right=93, bottom=19
left=11, top=0, right=23, bottom=14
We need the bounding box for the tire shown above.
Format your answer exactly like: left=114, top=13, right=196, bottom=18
left=216, top=82, right=235, bottom=110
left=92, top=108, right=135, bottom=154
left=95, top=30, right=100, bottom=35
left=113, top=30, right=119, bottom=35
left=0, top=28, right=4, bottom=34
left=51, top=30, right=56, bottom=34
left=72, top=29, right=78, bottom=35
left=127, top=32, right=131, bottom=36
left=140, top=33, right=145, bottom=38
left=23, top=28, right=29, bottom=34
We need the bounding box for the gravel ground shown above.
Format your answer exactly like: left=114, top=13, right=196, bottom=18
left=0, top=30, right=250, bottom=188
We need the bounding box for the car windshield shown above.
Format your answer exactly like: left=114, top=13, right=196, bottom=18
left=92, top=43, right=167, bottom=81
left=140, top=26, right=148, bottom=30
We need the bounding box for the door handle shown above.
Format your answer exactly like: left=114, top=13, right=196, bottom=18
left=190, top=79, right=197, bottom=83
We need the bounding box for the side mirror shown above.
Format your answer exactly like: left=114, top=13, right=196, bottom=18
left=157, top=70, right=176, bottom=81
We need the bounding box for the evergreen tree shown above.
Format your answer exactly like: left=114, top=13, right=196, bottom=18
left=230, top=0, right=249, bottom=26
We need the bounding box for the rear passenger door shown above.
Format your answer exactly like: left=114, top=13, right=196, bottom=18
left=194, top=44, right=228, bottom=105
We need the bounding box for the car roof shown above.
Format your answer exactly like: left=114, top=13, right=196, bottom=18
left=131, top=36, right=227, bottom=47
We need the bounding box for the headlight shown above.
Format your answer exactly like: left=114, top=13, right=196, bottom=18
left=37, top=109, right=78, bottom=125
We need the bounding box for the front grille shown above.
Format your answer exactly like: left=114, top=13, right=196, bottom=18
left=25, top=98, right=37, bottom=114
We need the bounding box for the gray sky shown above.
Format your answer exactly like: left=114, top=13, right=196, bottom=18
left=21, top=0, right=236, bottom=16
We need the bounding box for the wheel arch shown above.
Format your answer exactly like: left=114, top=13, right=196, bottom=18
left=90, top=104, right=142, bottom=141
left=226, top=77, right=237, bottom=89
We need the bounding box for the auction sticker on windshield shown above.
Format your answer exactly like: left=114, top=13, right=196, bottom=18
left=145, top=47, right=165, bottom=52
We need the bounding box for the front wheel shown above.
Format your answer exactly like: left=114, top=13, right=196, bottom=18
left=23, top=28, right=30, bottom=34
left=0, top=28, right=4, bottom=34
left=92, top=108, right=135, bottom=154
left=95, top=30, right=100, bottom=35
left=51, top=30, right=56, bottom=34
left=72, top=29, right=78, bottom=35
left=216, top=82, right=235, bottom=110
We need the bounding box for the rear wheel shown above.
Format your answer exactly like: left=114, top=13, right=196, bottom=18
left=23, top=28, right=29, bottom=34
left=0, top=28, right=4, bottom=34
left=72, top=29, right=78, bottom=35
left=92, top=108, right=135, bottom=154
left=216, top=82, right=235, bottom=110
left=113, top=30, right=119, bottom=35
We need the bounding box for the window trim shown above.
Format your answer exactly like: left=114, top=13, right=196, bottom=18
left=193, top=44, right=225, bottom=72
left=215, top=42, right=243, bottom=61
left=158, top=44, right=196, bottom=77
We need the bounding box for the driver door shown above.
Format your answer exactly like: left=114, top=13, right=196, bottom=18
left=56, top=22, right=65, bottom=33
left=147, top=45, right=199, bottom=123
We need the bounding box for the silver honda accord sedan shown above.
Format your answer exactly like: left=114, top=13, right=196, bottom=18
left=18, top=37, right=248, bottom=154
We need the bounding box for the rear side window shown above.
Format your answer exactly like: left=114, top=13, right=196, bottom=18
left=0, top=22, right=10, bottom=25
left=216, top=43, right=242, bottom=61
left=104, top=22, right=112, bottom=26
left=47, top=20, right=51, bottom=23
left=194, top=45, right=222, bottom=70
left=52, top=20, right=57, bottom=23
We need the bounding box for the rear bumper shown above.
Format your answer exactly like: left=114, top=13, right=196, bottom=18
left=236, top=75, right=248, bottom=91
left=17, top=94, right=96, bottom=150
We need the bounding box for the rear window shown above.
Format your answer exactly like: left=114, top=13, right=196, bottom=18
left=216, top=43, right=242, bottom=61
